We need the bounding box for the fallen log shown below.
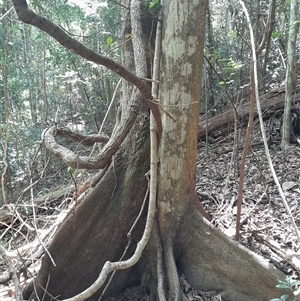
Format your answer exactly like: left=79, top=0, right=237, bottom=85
left=198, top=87, right=300, bottom=139
left=0, top=187, right=70, bottom=224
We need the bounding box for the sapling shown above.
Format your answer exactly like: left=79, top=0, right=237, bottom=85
left=270, top=277, right=300, bottom=301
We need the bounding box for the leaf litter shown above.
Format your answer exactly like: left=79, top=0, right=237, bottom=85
left=1, top=121, right=300, bottom=300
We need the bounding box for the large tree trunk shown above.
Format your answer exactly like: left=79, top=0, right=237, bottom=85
left=30, top=0, right=153, bottom=298
left=31, top=111, right=152, bottom=299
left=25, top=1, right=284, bottom=301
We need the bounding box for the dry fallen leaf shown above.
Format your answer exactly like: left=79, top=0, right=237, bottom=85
left=282, top=181, right=298, bottom=191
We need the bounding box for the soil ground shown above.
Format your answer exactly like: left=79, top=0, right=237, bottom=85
left=1, top=116, right=300, bottom=300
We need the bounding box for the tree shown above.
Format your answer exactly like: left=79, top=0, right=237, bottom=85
left=281, top=0, right=298, bottom=150
left=11, top=1, right=283, bottom=300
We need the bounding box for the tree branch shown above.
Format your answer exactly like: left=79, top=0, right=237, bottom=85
left=56, top=125, right=109, bottom=146
left=255, top=0, right=274, bottom=56
left=11, top=0, right=162, bottom=140
left=42, top=100, right=139, bottom=169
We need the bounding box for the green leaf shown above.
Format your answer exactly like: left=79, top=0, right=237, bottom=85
left=9, top=24, right=19, bottom=32
left=35, top=33, right=42, bottom=40
left=106, top=36, right=113, bottom=47
left=270, top=299, right=286, bottom=301
left=149, top=0, right=161, bottom=14
left=149, top=0, right=160, bottom=9
left=229, top=30, right=237, bottom=41
left=271, top=32, right=283, bottom=38
left=276, top=283, right=290, bottom=289
left=67, top=167, right=76, bottom=175
left=279, top=295, right=290, bottom=301
left=290, top=280, right=300, bottom=287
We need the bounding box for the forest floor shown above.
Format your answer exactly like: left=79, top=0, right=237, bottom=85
left=1, top=117, right=300, bottom=301
left=196, top=119, right=300, bottom=274
left=103, top=120, right=300, bottom=300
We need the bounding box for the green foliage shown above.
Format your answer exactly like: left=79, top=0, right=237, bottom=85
left=106, top=36, right=113, bottom=47
left=272, top=32, right=283, bottom=38
left=0, top=0, right=122, bottom=197
left=217, top=58, right=243, bottom=86
left=67, top=167, right=76, bottom=175
left=228, top=30, right=237, bottom=41
left=270, top=277, right=300, bottom=301
left=149, top=0, right=160, bottom=9
left=148, top=0, right=161, bottom=15
left=224, top=58, right=243, bottom=73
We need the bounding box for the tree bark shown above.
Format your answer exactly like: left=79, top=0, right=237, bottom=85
left=154, top=0, right=207, bottom=299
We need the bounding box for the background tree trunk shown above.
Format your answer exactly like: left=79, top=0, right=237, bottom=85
left=281, top=0, right=298, bottom=150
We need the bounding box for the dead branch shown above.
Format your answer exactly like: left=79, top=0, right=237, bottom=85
left=254, top=232, right=300, bottom=273
left=0, top=245, right=23, bottom=301
left=0, top=187, right=70, bottom=224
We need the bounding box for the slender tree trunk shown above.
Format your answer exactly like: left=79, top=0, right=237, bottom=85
left=262, top=0, right=276, bottom=78
left=205, top=1, right=215, bottom=109
left=281, top=0, right=298, bottom=150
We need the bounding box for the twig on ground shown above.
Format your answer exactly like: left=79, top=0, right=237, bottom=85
left=0, top=245, right=23, bottom=301
left=254, top=232, right=300, bottom=273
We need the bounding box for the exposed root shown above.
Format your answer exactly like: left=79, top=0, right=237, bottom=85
left=154, top=219, right=166, bottom=301
left=163, top=239, right=188, bottom=301
left=178, top=202, right=284, bottom=301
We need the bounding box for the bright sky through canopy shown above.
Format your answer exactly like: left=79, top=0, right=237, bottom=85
left=68, top=0, right=107, bottom=16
